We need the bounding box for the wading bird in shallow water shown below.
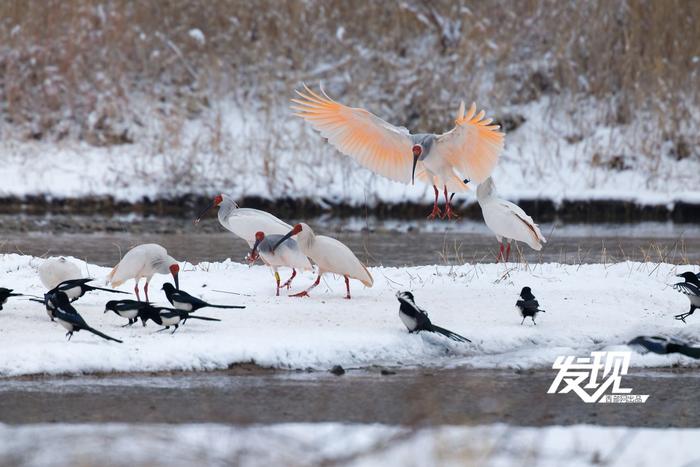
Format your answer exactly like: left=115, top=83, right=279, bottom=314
left=38, top=257, right=82, bottom=290
left=292, top=85, right=504, bottom=219
left=476, top=177, right=546, bottom=262
left=106, top=244, right=180, bottom=302
left=515, top=287, right=545, bottom=325
left=273, top=223, right=373, bottom=299
left=672, top=272, right=700, bottom=323
left=395, top=291, right=470, bottom=342
left=194, top=193, right=292, bottom=247
left=248, top=231, right=313, bottom=296
left=52, top=292, right=122, bottom=343
left=161, top=283, right=245, bottom=311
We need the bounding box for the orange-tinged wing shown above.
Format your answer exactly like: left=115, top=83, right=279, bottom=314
left=432, top=102, right=504, bottom=184
left=292, top=85, right=415, bottom=184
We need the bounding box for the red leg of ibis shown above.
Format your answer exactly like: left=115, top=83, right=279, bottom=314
left=134, top=281, right=141, bottom=302
left=291, top=273, right=322, bottom=298
left=144, top=281, right=150, bottom=302
left=441, top=185, right=459, bottom=220
left=344, top=276, right=351, bottom=299
left=496, top=243, right=504, bottom=263
left=427, top=185, right=442, bottom=219
left=281, top=269, right=297, bottom=289
left=505, top=243, right=511, bottom=262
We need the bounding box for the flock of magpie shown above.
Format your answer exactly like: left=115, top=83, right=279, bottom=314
left=2, top=269, right=699, bottom=354
left=0, top=278, right=245, bottom=343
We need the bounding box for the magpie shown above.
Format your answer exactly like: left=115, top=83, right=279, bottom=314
left=104, top=299, right=154, bottom=327
left=395, top=291, right=471, bottom=343
left=148, top=305, right=221, bottom=334
left=0, top=287, right=24, bottom=311
left=29, top=291, right=62, bottom=320
left=161, top=283, right=245, bottom=312
left=515, top=286, right=545, bottom=325
left=52, top=292, right=122, bottom=343
left=672, top=272, right=700, bottom=323
left=50, top=278, right=129, bottom=302
left=628, top=335, right=700, bottom=359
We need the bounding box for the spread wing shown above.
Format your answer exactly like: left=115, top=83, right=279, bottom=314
left=292, top=85, right=415, bottom=183
left=432, top=102, right=504, bottom=183
left=674, top=282, right=700, bottom=297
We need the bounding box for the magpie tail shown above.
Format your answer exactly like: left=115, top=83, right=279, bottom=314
left=188, top=315, right=222, bottom=322
left=86, top=326, right=123, bottom=343
left=87, top=286, right=129, bottom=295
left=430, top=325, right=471, bottom=343
left=205, top=303, right=245, bottom=309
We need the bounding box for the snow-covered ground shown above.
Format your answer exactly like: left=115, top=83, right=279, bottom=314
left=0, top=422, right=698, bottom=467
left=1, top=99, right=698, bottom=207
left=0, top=254, right=697, bottom=376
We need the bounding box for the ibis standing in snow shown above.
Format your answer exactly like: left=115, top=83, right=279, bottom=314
left=0, top=288, right=24, bottom=311
left=673, top=272, right=700, bottom=323
left=477, top=177, right=546, bottom=262
left=106, top=243, right=180, bottom=302
left=273, top=223, right=373, bottom=299
left=194, top=193, right=292, bottom=247
left=515, top=287, right=545, bottom=325
left=395, top=291, right=470, bottom=342
left=292, top=85, right=504, bottom=219
left=248, top=231, right=313, bottom=296
left=39, top=257, right=81, bottom=289
left=52, top=292, right=122, bottom=343
left=50, top=278, right=128, bottom=302
left=161, top=283, right=245, bottom=312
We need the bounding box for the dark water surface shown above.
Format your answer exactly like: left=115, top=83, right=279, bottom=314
left=0, top=368, right=697, bottom=427
left=1, top=215, right=699, bottom=266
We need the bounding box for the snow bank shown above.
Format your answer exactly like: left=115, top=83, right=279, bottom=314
left=0, top=422, right=698, bottom=467
left=1, top=99, right=699, bottom=207
left=0, top=254, right=697, bottom=376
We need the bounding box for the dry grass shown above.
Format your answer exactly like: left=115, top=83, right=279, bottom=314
left=1, top=0, right=699, bottom=187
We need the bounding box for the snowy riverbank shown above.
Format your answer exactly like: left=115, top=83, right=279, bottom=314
left=0, top=254, right=698, bottom=376
left=0, top=422, right=698, bottom=467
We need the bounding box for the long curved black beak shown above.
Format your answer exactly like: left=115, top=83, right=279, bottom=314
left=194, top=201, right=215, bottom=225
left=173, top=272, right=180, bottom=290
left=272, top=230, right=295, bottom=253
left=411, top=153, right=419, bottom=185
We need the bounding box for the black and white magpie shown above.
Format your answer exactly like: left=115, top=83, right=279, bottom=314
left=104, top=299, right=154, bottom=327
left=161, top=283, right=245, bottom=312
left=52, top=292, right=122, bottom=343
left=0, top=287, right=24, bottom=310
left=50, top=278, right=128, bottom=302
left=395, top=291, right=470, bottom=343
left=147, top=305, right=221, bottom=334
left=628, top=335, right=700, bottom=359
left=515, top=286, right=545, bottom=325
left=672, top=272, right=700, bottom=323
left=29, top=291, right=62, bottom=320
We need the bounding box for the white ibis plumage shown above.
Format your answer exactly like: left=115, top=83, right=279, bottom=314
left=273, top=223, right=373, bottom=299
left=194, top=194, right=291, bottom=247
left=248, top=231, right=313, bottom=296
left=292, top=85, right=504, bottom=219
left=106, top=243, right=180, bottom=301
left=476, top=177, right=546, bottom=262
left=38, top=257, right=82, bottom=289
